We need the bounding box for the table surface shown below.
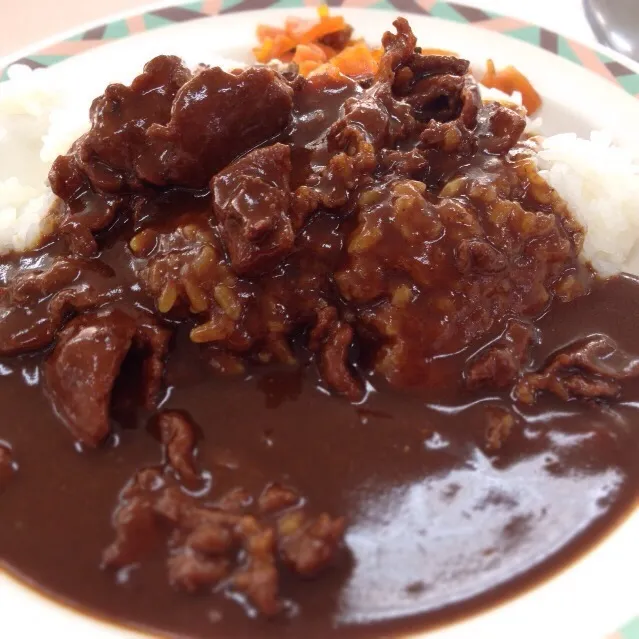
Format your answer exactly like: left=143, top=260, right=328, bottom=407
left=0, top=0, right=598, bottom=59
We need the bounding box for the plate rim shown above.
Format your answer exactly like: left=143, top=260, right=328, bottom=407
left=0, top=2, right=637, bottom=639
left=1, top=0, right=638, bottom=93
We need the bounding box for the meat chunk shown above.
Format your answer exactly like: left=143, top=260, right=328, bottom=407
left=51, top=56, right=192, bottom=194
left=156, top=410, right=199, bottom=484
left=45, top=310, right=169, bottom=446
left=0, top=284, right=101, bottom=356
left=45, top=310, right=138, bottom=446
left=50, top=62, right=293, bottom=194
left=0, top=257, right=109, bottom=356
left=8, top=258, right=82, bottom=304
left=514, top=334, right=639, bottom=404
left=477, top=102, right=526, bottom=155
left=466, top=321, right=533, bottom=390
left=139, top=67, right=294, bottom=187
left=212, top=144, right=295, bottom=275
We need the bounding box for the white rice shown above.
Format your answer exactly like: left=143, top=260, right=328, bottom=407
left=537, top=131, right=639, bottom=276
left=0, top=63, right=637, bottom=280
left=0, top=64, right=99, bottom=253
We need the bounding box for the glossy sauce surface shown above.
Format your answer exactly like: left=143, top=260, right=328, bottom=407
left=1, top=277, right=639, bottom=638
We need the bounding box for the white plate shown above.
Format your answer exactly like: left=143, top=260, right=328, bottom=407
left=0, top=6, right=638, bottom=639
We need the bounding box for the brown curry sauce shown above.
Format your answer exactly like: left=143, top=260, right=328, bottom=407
left=0, top=17, right=638, bottom=639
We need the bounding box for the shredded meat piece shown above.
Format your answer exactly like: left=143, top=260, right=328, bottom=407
left=514, top=335, right=639, bottom=404
left=297, top=84, right=384, bottom=212
left=0, top=256, right=117, bottom=356
left=45, top=310, right=169, bottom=446
left=319, top=321, right=361, bottom=400
left=383, top=19, right=477, bottom=131
left=278, top=511, right=346, bottom=577
left=135, top=319, right=171, bottom=409
left=466, top=321, right=533, bottom=390
left=308, top=305, right=338, bottom=351
left=9, top=258, right=82, bottom=303
left=419, top=119, right=475, bottom=154
left=259, top=484, right=301, bottom=514
left=56, top=195, right=124, bottom=257
left=102, top=468, right=164, bottom=568
left=232, top=521, right=281, bottom=616
left=157, top=411, right=200, bottom=484
left=393, top=54, right=469, bottom=91
left=380, top=148, right=428, bottom=176
left=168, top=550, right=230, bottom=593
left=377, top=18, right=418, bottom=83
left=308, top=306, right=361, bottom=399
left=103, top=462, right=345, bottom=616
left=0, top=284, right=102, bottom=356
left=185, top=523, right=235, bottom=554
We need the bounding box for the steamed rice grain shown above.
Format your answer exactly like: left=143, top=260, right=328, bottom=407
left=537, top=131, right=639, bottom=277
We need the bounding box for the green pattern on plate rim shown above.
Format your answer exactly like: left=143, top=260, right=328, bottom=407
left=0, top=0, right=638, bottom=93
left=619, top=616, right=639, bottom=639
left=0, top=0, right=637, bottom=635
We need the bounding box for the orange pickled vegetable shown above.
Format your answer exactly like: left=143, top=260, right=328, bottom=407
left=253, top=6, right=496, bottom=92
left=329, top=41, right=378, bottom=77
left=297, top=16, right=347, bottom=45
left=254, top=6, right=349, bottom=65
left=482, top=59, right=542, bottom=115
left=293, top=43, right=329, bottom=77
left=253, top=33, right=297, bottom=63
